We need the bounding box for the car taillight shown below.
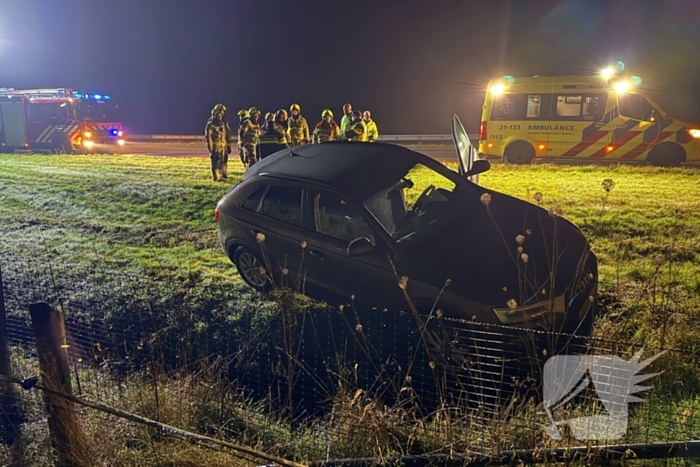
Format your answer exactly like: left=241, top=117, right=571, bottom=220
left=479, top=121, right=487, bottom=142
left=214, top=208, right=220, bottom=222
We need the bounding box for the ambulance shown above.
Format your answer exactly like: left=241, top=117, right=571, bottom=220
left=478, top=71, right=700, bottom=166
left=0, top=88, right=125, bottom=153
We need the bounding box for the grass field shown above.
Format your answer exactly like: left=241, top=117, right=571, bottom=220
left=2, top=153, right=699, bottom=293
left=2, top=152, right=700, bottom=464
left=2, top=152, right=699, bottom=346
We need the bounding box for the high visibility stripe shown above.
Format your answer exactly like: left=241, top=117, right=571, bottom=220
left=620, top=131, right=675, bottom=159
left=561, top=110, right=614, bottom=157
left=561, top=129, right=609, bottom=157
left=590, top=129, right=641, bottom=158
left=41, top=126, right=59, bottom=143
left=36, top=126, right=54, bottom=143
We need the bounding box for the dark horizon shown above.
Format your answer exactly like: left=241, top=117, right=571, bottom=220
left=2, top=0, right=699, bottom=135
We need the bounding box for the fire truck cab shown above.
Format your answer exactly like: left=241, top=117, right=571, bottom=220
left=0, top=88, right=125, bottom=153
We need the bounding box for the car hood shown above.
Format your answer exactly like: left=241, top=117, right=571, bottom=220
left=397, top=189, right=594, bottom=309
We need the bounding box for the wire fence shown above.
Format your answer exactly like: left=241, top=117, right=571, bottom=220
left=1, top=253, right=699, bottom=466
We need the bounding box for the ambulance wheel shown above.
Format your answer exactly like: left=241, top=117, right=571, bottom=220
left=647, top=143, right=684, bottom=167
left=50, top=135, right=73, bottom=154
left=504, top=142, right=535, bottom=165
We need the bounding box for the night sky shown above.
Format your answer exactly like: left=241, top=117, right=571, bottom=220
left=2, top=0, right=699, bottom=135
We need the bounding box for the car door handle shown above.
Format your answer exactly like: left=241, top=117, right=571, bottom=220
left=309, top=250, right=324, bottom=259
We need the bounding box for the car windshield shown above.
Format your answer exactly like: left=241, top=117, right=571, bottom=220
left=363, top=163, right=458, bottom=243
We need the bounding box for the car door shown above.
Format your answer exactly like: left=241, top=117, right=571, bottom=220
left=611, top=92, right=668, bottom=160
left=452, top=114, right=479, bottom=184
left=303, top=189, right=401, bottom=310
left=248, top=184, right=309, bottom=291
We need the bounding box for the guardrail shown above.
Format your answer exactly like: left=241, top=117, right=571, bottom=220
left=128, top=134, right=473, bottom=143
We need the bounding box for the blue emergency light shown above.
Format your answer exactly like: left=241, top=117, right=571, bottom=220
left=94, top=94, right=102, bottom=100
left=112, top=130, right=118, bottom=135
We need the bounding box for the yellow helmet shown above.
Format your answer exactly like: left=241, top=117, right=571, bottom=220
left=248, top=106, right=260, bottom=116
left=212, top=104, right=226, bottom=117
left=322, top=109, right=333, bottom=118
left=290, top=103, right=301, bottom=113
left=237, top=109, right=249, bottom=118
left=264, top=112, right=274, bottom=120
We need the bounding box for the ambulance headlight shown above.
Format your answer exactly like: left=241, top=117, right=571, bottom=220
left=491, top=83, right=505, bottom=95
left=689, top=129, right=700, bottom=139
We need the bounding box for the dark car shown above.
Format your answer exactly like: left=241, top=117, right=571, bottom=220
left=216, top=116, right=597, bottom=335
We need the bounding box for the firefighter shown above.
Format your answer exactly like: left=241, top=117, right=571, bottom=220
left=288, top=103, right=310, bottom=146
left=205, top=104, right=231, bottom=182
left=258, top=109, right=290, bottom=160
left=339, top=103, right=353, bottom=140
left=344, top=110, right=367, bottom=142
left=236, top=109, right=249, bottom=164
left=312, top=109, right=340, bottom=143
left=239, top=106, right=261, bottom=168
left=363, top=110, right=379, bottom=142
left=275, top=109, right=292, bottom=145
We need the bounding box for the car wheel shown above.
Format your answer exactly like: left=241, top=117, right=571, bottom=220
left=504, top=141, right=535, bottom=165
left=50, top=135, right=73, bottom=154
left=233, top=246, right=270, bottom=292
left=647, top=142, right=684, bottom=167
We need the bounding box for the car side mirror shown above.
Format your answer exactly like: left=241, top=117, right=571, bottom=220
left=465, top=159, right=491, bottom=177
left=347, top=237, right=374, bottom=257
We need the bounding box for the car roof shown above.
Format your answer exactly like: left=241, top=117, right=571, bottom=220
left=243, top=142, right=428, bottom=201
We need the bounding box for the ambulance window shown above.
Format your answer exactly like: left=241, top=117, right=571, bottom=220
left=618, top=94, right=655, bottom=121
left=491, top=94, right=527, bottom=120
left=527, top=95, right=541, bottom=118
left=582, top=95, right=607, bottom=120
left=556, top=95, right=582, bottom=117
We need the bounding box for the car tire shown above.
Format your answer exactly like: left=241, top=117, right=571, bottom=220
left=504, top=141, right=535, bottom=165
left=233, top=246, right=270, bottom=292
left=647, top=142, right=684, bottom=167
left=50, top=134, right=73, bottom=154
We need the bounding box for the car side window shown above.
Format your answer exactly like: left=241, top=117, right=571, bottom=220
left=313, top=191, right=374, bottom=244
left=260, top=185, right=303, bottom=226
left=240, top=186, right=267, bottom=212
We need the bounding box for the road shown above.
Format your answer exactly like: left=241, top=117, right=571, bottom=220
left=110, top=142, right=459, bottom=161
left=92, top=142, right=700, bottom=167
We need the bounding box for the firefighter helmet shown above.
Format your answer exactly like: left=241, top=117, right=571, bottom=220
left=237, top=109, right=249, bottom=118
left=248, top=106, right=260, bottom=116
left=212, top=103, right=226, bottom=116
left=265, top=112, right=274, bottom=121
left=322, top=109, right=333, bottom=118
left=351, top=110, right=362, bottom=118
left=290, top=103, right=301, bottom=113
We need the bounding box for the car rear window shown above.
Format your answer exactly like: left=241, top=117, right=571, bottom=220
left=260, top=185, right=303, bottom=226
left=240, top=186, right=266, bottom=212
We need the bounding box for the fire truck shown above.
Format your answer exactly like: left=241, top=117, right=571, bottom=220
left=0, top=88, right=125, bottom=153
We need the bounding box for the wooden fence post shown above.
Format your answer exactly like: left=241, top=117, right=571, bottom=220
left=30, top=302, right=89, bottom=467
left=0, top=264, right=24, bottom=446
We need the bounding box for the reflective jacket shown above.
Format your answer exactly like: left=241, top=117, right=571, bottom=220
left=364, top=119, right=379, bottom=142
left=205, top=117, right=231, bottom=154
left=239, top=119, right=261, bottom=147
left=344, top=119, right=367, bottom=142
left=340, top=113, right=352, bottom=140
left=289, top=115, right=310, bottom=145
left=258, top=121, right=290, bottom=159
left=312, top=120, right=340, bottom=143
